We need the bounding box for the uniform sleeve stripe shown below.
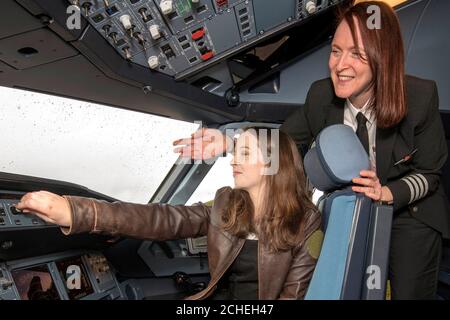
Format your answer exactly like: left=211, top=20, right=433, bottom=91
left=401, top=174, right=430, bottom=204
left=409, top=175, right=425, bottom=200
left=406, top=176, right=421, bottom=202
left=401, top=177, right=416, bottom=204
left=410, top=174, right=426, bottom=199
left=416, top=174, right=429, bottom=198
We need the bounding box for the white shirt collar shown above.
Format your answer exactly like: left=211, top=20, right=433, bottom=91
left=346, top=98, right=376, bottom=126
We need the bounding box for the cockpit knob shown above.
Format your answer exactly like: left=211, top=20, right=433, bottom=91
left=122, top=47, right=132, bottom=60
left=71, top=0, right=80, bottom=9
left=134, top=32, right=146, bottom=46
left=81, top=1, right=92, bottom=17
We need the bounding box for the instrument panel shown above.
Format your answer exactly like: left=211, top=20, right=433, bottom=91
left=73, top=0, right=343, bottom=79
left=0, top=192, right=122, bottom=300
left=0, top=251, right=122, bottom=300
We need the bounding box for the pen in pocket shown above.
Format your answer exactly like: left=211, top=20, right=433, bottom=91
left=394, top=148, right=418, bottom=166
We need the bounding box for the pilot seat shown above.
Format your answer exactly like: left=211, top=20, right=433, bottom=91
left=303, top=125, right=393, bottom=300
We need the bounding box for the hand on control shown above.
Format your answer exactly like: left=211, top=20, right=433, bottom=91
left=16, top=191, right=72, bottom=227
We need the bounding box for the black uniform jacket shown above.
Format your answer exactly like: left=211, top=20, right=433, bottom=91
left=280, top=75, right=450, bottom=238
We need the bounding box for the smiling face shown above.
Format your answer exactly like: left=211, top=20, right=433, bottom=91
left=329, top=17, right=374, bottom=108
left=230, top=131, right=266, bottom=193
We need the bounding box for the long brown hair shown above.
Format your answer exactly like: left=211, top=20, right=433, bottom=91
left=221, top=127, right=318, bottom=252
left=338, top=1, right=407, bottom=128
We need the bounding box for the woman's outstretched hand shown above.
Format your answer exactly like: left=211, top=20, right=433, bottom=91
left=173, top=128, right=229, bottom=160
left=16, top=191, right=72, bottom=227
left=352, top=170, right=393, bottom=203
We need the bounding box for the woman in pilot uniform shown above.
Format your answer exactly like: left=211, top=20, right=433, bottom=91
left=174, top=1, right=449, bottom=299
left=280, top=0, right=449, bottom=299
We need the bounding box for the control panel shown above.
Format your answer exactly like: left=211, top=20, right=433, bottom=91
left=71, top=0, right=344, bottom=79
left=0, top=251, right=122, bottom=300
left=85, top=253, right=116, bottom=292
left=0, top=195, right=49, bottom=230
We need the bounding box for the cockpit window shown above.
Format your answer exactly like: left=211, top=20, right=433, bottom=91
left=186, top=154, right=234, bottom=205
left=0, top=87, right=198, bottom=203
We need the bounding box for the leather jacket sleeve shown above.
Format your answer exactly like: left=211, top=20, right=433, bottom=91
left=278, top=209, right=323, bottom=299
left=60, top=196, right=211, bottom=241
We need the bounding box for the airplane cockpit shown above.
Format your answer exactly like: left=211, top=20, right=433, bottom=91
left=0, top=0, right=449, bottom=301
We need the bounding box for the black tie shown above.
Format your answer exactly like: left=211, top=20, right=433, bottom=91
left=356, top=112, right=370, bottom=155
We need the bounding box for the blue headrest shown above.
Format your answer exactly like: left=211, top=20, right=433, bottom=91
left=304, top=124, right=370, bottom=192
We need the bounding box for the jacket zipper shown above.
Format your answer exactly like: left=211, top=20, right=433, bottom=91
left=191, top=240, right=245, bottom=300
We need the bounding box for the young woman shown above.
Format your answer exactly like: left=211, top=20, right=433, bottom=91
left=174, top=1, right=449, bottom=299
left=16, top=127, right=322, bottom=300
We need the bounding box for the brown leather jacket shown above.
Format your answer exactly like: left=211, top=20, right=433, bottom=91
left=61, top=187, right=323, bottom=300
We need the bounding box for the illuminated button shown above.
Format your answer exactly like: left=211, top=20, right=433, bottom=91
left=0, top=217, right=5, bottom=225
left=92, top=13, right=105, bottom=23
left=14, top=219, right=21, bottom=225
left=149, top=24, right=161, bottom=40
left=305, top=1, right=317, bottom=14
left=32, top=219, right=39, bottom=225
left=148, top=56, right=159, bottom=69
left=216, top=0, right=227, bottom=7
left=200, top=51, right=214, bottom=61
left=105, top=5, right=118, bottom=16
left=0, top=207, right=5, bottom=216
left=191, top=28, right=205, bottom=40
left=160, top=0, right=173, bottom=15
left=119, top=14, right=133, bottom=30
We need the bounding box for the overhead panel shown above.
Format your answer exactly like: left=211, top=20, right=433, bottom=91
left=75, top=0, right=344, bottom=79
